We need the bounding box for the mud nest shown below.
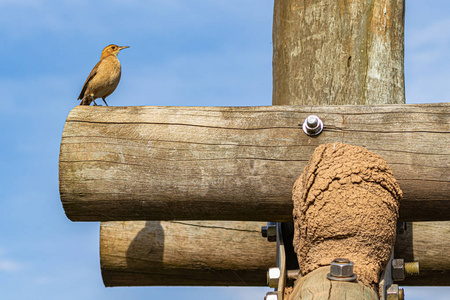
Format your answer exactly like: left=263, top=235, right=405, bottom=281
left=292, top=143, right=402, bottom=286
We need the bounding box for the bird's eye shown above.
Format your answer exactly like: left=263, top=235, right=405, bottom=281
left=111, top=46, right=116, bottom=50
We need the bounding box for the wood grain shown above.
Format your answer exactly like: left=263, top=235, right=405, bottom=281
left=100, top=221, right=276, bottom=286
left=59, top=103, right=449, bottom=222
left=273, top=0, right=405, bottom=106
left=100, top=221, right=449, bottom=286
left=395, top=222, right=450, bottom=286
left=287, top=267, right=379, bottom=300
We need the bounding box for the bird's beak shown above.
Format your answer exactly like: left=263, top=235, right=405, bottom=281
left=119, top=46, right=130, bottom=51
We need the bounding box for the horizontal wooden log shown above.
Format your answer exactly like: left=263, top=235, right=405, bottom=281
left=101, top=221, right=450, bottom=286
left=100, top=221, right=276, bottom=286
left=59, top=103, right=449, bottom=221
left=395, top=222, right=450, bottom=286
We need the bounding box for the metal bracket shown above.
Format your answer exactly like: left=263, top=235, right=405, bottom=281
left=379, top=252, right=394, bottom=300
left=263, top=222, right=300, bottom=300
left=276, top=223, right=287, bottom=299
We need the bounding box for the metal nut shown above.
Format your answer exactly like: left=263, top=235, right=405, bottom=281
left=387, top=284, right=401, bottom=300
left=267, top=267, right=281, bottom=288
left=327, top=258, right=357, bottom=281
left=264, top=292, right=278, bottom=300
left=392, top=258, right=405, bottom=281
left=287, top=269, right=300, bottom=281
left=261, top=222, right=277, bottom=242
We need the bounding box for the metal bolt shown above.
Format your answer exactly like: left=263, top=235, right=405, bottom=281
left=261, top=222, right=277, bottom=242
left=405, top=262, right=419, bottom=276
left=327, top=258, right=357, bottom=281
left=287, top=269, right=300, bottom=281
left=396, top=222, right=407, bottom=235
left=392, top=259, right=419, bottom=281
left=264, top=292, right=278, bottom=300
left=392, top=258, right=405, bottom=281
left=267, top=267, right=281, bottom=288
left=302, top=115, right=323, bottom=136
left=306, top=115, right=318, bottom=127
left=387, top=284, right=400, bottom=300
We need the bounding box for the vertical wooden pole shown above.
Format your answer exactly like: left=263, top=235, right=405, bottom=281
left=273, top=0, right=405, bottom=106
left=272, top=0, right=405, bottom=298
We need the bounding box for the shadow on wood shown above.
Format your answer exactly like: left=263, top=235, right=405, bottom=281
left=101, top=221, right=275, bottom=286
left=100, top=221, right=450, bottom=287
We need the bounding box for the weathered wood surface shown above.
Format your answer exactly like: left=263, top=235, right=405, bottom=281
left=100, top=221, right=450, bottom=287
left=273, top=1, right=405, bottom=297
left=59, top=103, right=449, bottom=222
left=287, top=266, right=379, bottom=300
left=395, top=222, right=450, bottom=286
left=100, top=221, right=275, bottom=286
left=273, top=0, right=405, bottom=106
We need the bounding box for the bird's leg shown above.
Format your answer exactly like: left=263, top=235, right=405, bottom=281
left=89, top=95, right=99, bottom=106
left=102, top=97, right=109, bottom=106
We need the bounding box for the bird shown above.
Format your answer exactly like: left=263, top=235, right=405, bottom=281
left=78, top=44, right=129, bottom=106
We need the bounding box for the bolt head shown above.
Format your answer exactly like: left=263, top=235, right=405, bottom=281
left=261, top=223, right=277, bottom=242
left=392, top=259, right=405, bottom=281
left=306, top=115, right=318, bottom=128
left=302, top=115, right=323, bottom=136
left=330, top=258, right=354, bottom=278
left=267, top=267, right=281, bottom=288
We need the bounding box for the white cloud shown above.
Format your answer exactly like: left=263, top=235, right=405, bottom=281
left=0, top=247, right=24, bottom=273
left=0, top=259, right=23, bottom=272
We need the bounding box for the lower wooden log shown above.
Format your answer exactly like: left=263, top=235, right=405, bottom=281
left=100, top=221, right=276, bottom=286
left=100, top=221, right=450, bottom=287
left=395, top=222, right=450, bottom=286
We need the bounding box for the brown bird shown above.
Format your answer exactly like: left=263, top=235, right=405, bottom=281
left=78, top=44, right=129, bottom=106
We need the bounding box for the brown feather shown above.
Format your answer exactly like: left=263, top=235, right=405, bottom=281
left=78, top=60, right=101, bottom=100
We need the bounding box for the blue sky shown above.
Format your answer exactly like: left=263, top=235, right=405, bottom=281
left=0, top=1, right=448, bottom=299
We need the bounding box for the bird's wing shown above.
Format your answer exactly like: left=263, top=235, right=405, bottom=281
left=77, top=60, right=101, bottom=100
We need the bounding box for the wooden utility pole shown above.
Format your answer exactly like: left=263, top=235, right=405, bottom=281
left=275, top=0, right=402, bottom=299
left=273, top=0, right=405, bottom=105
left=58, top=0, right=450, bottom=298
